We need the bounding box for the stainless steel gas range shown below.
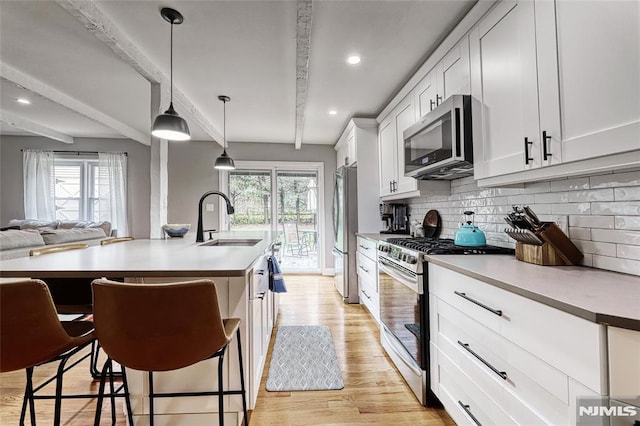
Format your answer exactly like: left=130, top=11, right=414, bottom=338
left=376, top=237, right=514, bottom=406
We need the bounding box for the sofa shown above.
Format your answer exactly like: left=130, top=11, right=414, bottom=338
left=0, top=219, right=112, bottom=260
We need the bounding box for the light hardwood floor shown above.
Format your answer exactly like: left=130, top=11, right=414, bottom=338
left=251, top=275, right=453, bottom=426
left=0, top=275, right=454, bottom=425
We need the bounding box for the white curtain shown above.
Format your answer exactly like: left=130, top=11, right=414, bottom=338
left=23, top=149, right=56, bottom=220
left=98, top=152, right=129, bottom=237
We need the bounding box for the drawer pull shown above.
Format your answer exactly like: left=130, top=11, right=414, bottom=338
left=454, top=291, right=502, bottom=316
left=359, top=244, right=370, bottom=250
left=458, top=401, right=482, bottom=426
left=458, top=341, right=508, bottom=380
left=359, top=265, right=370, bottom=273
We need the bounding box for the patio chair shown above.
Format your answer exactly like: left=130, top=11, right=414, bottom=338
left=282, top=222, right=308, bottom=257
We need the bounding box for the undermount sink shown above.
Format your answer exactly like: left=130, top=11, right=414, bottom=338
left=199, top=239, right=261, bottom=247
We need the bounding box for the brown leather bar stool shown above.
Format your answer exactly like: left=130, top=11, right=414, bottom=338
left=92, top=278, right=249, bottom=426
left=28, top=242, right=104, bottom=378
left=0, top=279, right=96, bottom=426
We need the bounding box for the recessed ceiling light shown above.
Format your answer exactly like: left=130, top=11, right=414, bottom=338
left=346, top=55, right=361, bottom=65
left=16, top=98, right=31, bottom=105
left=328, top=110, right=337, bottom=116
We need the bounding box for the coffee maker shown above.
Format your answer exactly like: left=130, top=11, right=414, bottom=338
left=380, top=203, right=410, bottom=234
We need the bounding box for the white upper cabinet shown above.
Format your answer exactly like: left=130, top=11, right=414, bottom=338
left=536, top=0, right=640, bottom=164
left=378, top=94, right=421, bottom=198
left=334, top=118, right=377, bottom=167
left=394, top=96, right=419, bottom=195
left=470, top=0, right=543, bottom=179
left=335, top=124, right=358, bottom=167
left=415, top=37, right=471, bottom=120
left=378, top=94, right=450, bottom=200
left=472, top=0, right=640, bottom=184
left=378, top=115, right=397, bottom=197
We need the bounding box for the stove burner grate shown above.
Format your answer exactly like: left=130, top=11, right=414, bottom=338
left=385, top=237, right=514, bottom=255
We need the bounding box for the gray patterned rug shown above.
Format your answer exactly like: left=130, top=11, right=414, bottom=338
left=266, top=325, right=344, bottom=391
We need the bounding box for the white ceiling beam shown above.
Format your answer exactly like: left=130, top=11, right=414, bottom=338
left=0, top=110, right=75, bottom=144
left=0, top=63, right=149, bottom=145
left=294, top=0, right=313, bottom=150
left=56, top=0, right=223, bottom=146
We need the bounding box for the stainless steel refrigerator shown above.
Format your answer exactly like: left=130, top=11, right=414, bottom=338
left=332, top=165, right=359, bottom=303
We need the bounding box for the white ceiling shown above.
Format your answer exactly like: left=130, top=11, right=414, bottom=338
left=0, top=0, right=476, bottom=147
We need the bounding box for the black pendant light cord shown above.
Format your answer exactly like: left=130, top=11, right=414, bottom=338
left=170, top=20, right=174, bottom=105
left=223, top=98, right=227, bottom=153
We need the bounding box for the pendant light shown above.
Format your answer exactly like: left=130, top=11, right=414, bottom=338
left=151, top=8, right=191, bottom=141
left=214, top=95, right=235, bottom=170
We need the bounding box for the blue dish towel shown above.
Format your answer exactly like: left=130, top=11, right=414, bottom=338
left=267, top=255, right=287, bottom=293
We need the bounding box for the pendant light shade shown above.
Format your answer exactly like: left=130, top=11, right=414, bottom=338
left=152, top=8, right=190, bottom=141
left=214, top=95, right=235, bottom=170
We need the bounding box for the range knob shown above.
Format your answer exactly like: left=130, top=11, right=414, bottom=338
left=406, top=255, right=418, bottom=264
left=400, top=253, right=407, bottom=262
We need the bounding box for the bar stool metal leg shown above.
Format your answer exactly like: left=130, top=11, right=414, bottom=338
left=20, top=366, right=36, bottom=426
left=54, top=352, right=73, bottom=425
left=218, top=348, right=226, bottom=426
left=236, top=329, right=248, bottom=426
left=121, top=367, right=135, bottom=426
left=149, top=371, right=155, bottom=426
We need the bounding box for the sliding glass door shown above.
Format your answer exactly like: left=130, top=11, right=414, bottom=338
left=276, top=171, right=318, bottom=270
left=225, top=163, right=322, bottom=273
left=228, top=170, right=272, bottom=232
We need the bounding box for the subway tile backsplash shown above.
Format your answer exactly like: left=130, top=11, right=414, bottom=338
left=406, top=169, right=640, bottom=276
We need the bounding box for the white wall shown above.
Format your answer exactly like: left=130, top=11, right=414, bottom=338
left=0, top=135, right=151, bottom=238
left=407, top=170, right=640, bottom=276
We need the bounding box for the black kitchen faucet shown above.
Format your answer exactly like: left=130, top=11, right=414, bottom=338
left=196, top=190, right=235, bottom=242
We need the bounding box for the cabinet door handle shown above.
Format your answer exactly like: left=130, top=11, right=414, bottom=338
left=458, top=341, right=508, bottom=380
left=524, top=137, right=533, bottom=165
left=430, top=99, right=436, bottom=111
left=389, top=181, right=393, bottom=193
left=359, top=265, right=369, bottom=273
left=393, top=180, right=397, bottom=192
left=436, top=94, right=443, bottom=106
left=458, top=401, right=482, bottom=426
left=454, top=291, right=503, bottom=316
left=542, top=130, right=552, bottom=160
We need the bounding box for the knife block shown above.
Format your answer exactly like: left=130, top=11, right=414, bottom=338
left=514, top=222, right=583, bottom=266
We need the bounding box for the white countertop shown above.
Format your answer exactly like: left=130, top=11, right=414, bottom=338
left=425, top=255, right=640, bottom=331
left=0, top=231, right=273, bottom=278
left=358, top=233, right=640, bottom=331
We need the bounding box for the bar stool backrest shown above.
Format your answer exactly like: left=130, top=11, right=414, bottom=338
left=91, top=279, right=231, bottom=372
left=0, top=280, right=80, bottom=372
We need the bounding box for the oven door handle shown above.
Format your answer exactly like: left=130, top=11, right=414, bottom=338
left=378, top=258, right=422, bottom=294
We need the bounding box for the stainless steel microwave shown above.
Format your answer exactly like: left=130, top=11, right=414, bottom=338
left=403, top=94, right=474, bottom=180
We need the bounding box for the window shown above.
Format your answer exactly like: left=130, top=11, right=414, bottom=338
left=23, top=150, right=128, bottom=235
left=52, top=158, right=101, bottom=221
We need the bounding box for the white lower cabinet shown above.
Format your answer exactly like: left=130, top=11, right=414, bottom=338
left=607, top=327, right=640, bottom=425
left=249, top=277, right=275, bottom=408
left=429, top=263, right=608, bottom=425
left=356, top=237, right=379, bottom=323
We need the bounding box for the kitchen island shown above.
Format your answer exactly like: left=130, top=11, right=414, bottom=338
left=0, top=231, right=277, bottom=425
